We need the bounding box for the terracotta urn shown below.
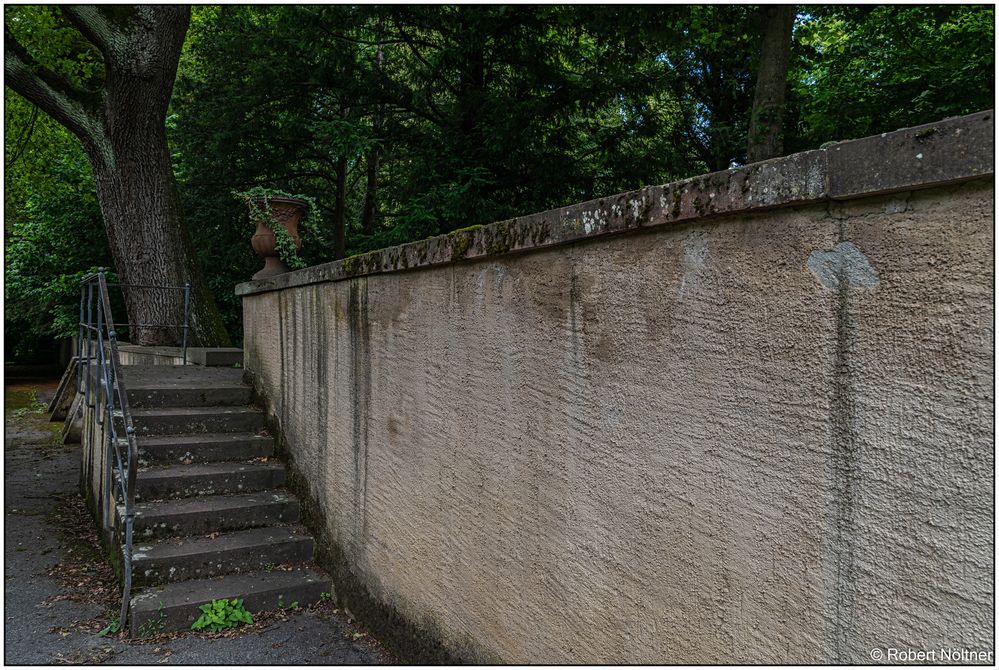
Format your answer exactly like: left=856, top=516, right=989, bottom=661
left=249, top=196, right=308, bottom=279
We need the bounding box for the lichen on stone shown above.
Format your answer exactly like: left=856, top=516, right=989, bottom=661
left=449, top=227, right=479, bottom=261
left=341, top=254, right=362, bottom=275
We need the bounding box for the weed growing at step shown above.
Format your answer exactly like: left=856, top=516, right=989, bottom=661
left=14, top=388, right=46, bottom=418
left=138, top=602, right=168, bottom=637
left=191, top=598, right=253, bottom=632
left=97, top=618, right=121, bottom=637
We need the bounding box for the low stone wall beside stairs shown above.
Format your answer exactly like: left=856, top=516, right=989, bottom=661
left=237, top=112, right=994, bottom=663
left=116, top=344, right=244, bottom=367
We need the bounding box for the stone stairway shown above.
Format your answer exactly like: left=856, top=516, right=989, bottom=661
left=114, top=365, right=329, bottom=634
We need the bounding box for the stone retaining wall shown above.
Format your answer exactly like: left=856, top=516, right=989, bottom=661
left=237, top=111, right=994, bottom=663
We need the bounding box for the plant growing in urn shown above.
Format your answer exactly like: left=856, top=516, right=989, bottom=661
left=234, top=186, right=316, bottom=279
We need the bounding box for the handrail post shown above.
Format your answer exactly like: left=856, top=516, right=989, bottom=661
left=95, top=273, right=105, bottom=425
left=78, top=282, right=86, bottom=394
left=103, top=431, right=114, bottom=530
left=119, top=502, right=134, bottom=627
left=85, top=279, right=94, bottom=407
left=95, top=335, right=105, bottom=426
left=182, top=282, right=191, bottom=365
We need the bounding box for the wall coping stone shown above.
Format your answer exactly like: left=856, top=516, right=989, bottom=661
left=236, top=110, right=993, bottom=297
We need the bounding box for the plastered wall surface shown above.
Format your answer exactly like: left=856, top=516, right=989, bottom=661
left=239, top=114, right=994, bottom=663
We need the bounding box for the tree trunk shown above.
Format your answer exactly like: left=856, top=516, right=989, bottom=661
left=747, top=5, right=795, bottom=163
left=83, top=120, right=227, bottom=347
left=333, top=157, right=348, bottom=259
left=361, top=40, right=383, bottom=236
left=5, top=6, right=230, bottom=346
left=360, top=148, right=379, bottom=235
left=456, top=34, right=486, bottom=143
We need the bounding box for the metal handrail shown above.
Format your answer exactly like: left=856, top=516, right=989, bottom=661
left=77, top=268, right=192, bottom=629
left=79, top=280, right=193, bottom=365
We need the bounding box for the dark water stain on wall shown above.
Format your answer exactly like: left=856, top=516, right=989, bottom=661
left=278, top=291, right=288, bottom=437
left=825, top=228, right=868, bottom=660
left=313, top=288, right=330, bottom=502
left=348, top=279, right=372, bottom=553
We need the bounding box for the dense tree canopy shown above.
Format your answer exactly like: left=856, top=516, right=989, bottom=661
left=5, top=4, right=993, bottom=360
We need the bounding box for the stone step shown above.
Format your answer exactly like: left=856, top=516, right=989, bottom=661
left=137, top=433, right=274, bottom=465
left=117, top=365, right=249, bottom=407
left=127, top=406, right=264, bottom=436
left=129, top=567, right=330, bottom=635
left=128, top=491, right=300, bottom=538
left=126, top=384, right=251, bottom=409
left=135, top=462, right=285, bottom=500
left=121, top=364, right=246, bottom=386
left=131, top=526, right=315, bottom=586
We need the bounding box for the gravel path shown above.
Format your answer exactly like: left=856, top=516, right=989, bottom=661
left=4, top=377, right=393, bottom=665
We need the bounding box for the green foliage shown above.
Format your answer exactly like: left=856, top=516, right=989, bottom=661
left=141, top=4, right=999, bottom=341
left=4, top=5, right=104, bottom=90
left=232, top=186, right=317, bottom=271
left=137, top=602, right=168, bottom=637
left=97, top=618, right=121, bottom=637
left=4, top=95, right=112, bottom=360
left=13, top=388, right=46, bottom=418
left=788, top=6, right=994, bottom=150
left=651, top=5, right=763, bottom=170
left=191, top=598, right=254, bottom=632
left=171, top=5, right=700, bottom=265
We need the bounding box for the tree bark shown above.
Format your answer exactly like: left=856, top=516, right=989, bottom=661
left=360, top=147, right=380, bottom=235
left=747, top=5, right=795, bottom=163
left=333, top=156, right=348, bottom=259
left=360, top=40, right=384, bottom=236
left=5, top=6, right=230, bottom=346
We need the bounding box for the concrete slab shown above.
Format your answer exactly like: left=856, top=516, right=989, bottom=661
left=119, top=366, right=252, bottom=409
left=132, top=526, right=314, bottom=585
left=137, top=432, right=274, bottom=464
left=47, top=357, right=78, bottom=421
left=135, top=462, right=285, bottom=500
left=128, top=406, right=264, bottom=435
left=130, top=492, right=299, bottom=537
left=130, top=567, right=331, bottom=636
left=121, top=365, right=246, bottom=387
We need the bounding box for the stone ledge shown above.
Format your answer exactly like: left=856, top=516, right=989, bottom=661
left=236, top=110, right=993, bottom=297
left=827, top=110, right=994, bottom=199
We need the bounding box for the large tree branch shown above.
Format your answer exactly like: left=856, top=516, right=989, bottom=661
left=60, top=6, right=128, bottom=62
left=4, top=26, right=103, bottom=144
